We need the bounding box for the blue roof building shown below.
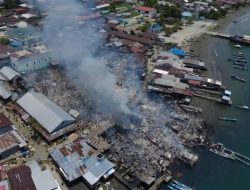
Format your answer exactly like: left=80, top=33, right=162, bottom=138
left=169, top=47, right=186, bottom=57
left=7, top=26, right=42, bottom=48
left=182, top=11, right=193, bottom=19
left=149, top=23, right=162, bottom=33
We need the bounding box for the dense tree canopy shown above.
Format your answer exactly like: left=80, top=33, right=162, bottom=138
left=143, top=0, right=158, bottom=7
left=3, top=0, right=20, bottom=9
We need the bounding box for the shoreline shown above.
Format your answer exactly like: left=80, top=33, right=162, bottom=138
left=189, top=6, right=250, bottom=125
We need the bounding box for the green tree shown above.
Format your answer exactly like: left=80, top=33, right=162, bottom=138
left=160, top=5, right=181, bottom=19
left=138, top=22, right=151, bottom=32
left=0, top=37, right=9, bottom=45
left=144, top=0, right=158, bottom=7
left=3, top=0, right=20, bottom=9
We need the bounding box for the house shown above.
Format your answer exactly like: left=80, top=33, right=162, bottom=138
left=8, top=160, right=61, bottom=190
left=10, top=45, right=52, bottom=73
left=27, top=160, right=61, bottom=190
left=7, top=26, right=42, bottom=48
left=0, top=115, right=27, bottom=160
left=135, top=6, right=157, bottom=15
left=182, top=58, right=206, bottom=70
left=182, top=11, right=193, bottom=19
left=17, top=92, right=76, bottom=141
left=49, top=137, right=115, bottom=188
left=149, top=23, right=162, bottom=33
left=0, top=66, right=20, bottom=82
left=0, top=45, right=15, bottom=67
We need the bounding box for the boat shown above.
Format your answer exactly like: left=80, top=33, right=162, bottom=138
left=218, top=117, right=237, bottom=122
left=172, top=180, right=192, bottom=190
left=233, top=62, right=246, bottom=66
left=230, top=35, right=250, bottom=45
left=232, top=54, right=245, bottom=58
left=233, top=66, right=248, bottom=70
left=232, top=58, right=247, bottom=63
left=168, top=184, right=180, bottom=190
left=169, top=183, right=189, bottom=190
left=234, top=105, right=250, bottom=111
left=233, top=44, right=242, bottom=48
left=231, top=75, right=246, bottom=82
left=209, top=143, right=236, bottom=160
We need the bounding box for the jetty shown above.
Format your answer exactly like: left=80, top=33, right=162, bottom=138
left=206, top=31, right=231, bottom=39
left=206, top=32, right=250, bottom=45
left=210, top=143, right=250, bottom=166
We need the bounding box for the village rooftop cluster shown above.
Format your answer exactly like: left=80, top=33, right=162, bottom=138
left=0, top=0, right=247, bottom=189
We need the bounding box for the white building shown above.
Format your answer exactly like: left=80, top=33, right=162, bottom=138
left=10, top=45, right=52, bottom=73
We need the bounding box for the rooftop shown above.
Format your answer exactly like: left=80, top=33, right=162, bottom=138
left=0, top=115, right=12, bottom=128
left=50, top=137, right=115, bottom=185
left=135, top=6, right=156, bottom=12
left=8, top=165, right=36, bottom=190
left=27, top=160, right=60, bottom=190
left=29, top=45, right=49, bottom=53
left=0, top=180, right=9, bottom=190
left=0, top=130, right=27, bottom=154
left=10, top=50, right=32, bottom=59
left=0, top=81, right=13, bottom=100
left=17, top=92, right=75, bottom=133
left=0, top=66, right=20, bottom=81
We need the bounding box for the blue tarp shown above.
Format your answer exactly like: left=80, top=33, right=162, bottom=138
left=169, top=48, right=186, bottom=56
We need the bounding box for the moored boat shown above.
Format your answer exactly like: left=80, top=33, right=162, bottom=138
left=233, top=62, right=246, bottom=66
left=233, top=44, right=242, bottom=48
left=234, top=105, right=250, bottom=111
left=168, top=184, right=180, bottom=190
left=233, top=66, right=248, bottom=70
left=218, top=117, right=237, bottom=122
left=231, top=75, right=246, bottom=82
left=172, top=180, right=192, bottom=190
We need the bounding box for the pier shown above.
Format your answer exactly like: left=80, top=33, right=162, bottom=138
left=210, top=143, right=250, bottom=166
left=206, top=31, right=231, bottom=39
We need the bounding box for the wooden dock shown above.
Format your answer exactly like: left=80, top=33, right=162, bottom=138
left=223, top=148, right=250, bottom=166
left=206, top=31, right=231, bottom=39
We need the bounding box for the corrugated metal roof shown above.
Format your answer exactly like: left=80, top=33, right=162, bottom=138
left=0, top=82, right=13, bottom=100
left=28, top=160, right=59, bottom=190
left=8, top=165, right=36, bottom=190
left=17, top=92, right=75, bottom=133
left=0, top=180, right=9, bottom=190
left=0, top=66, right=20, bottom=81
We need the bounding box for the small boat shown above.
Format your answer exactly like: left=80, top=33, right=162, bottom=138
left=233, top=66, right=248, bottom=70
left=231, top=75, right=246, bottom=82
left=233, top=44, right=242, bottom=48
left=234, top=105, right=250, bottom=111
left=218, top=117, right=237, bottom=122
left=172, top=180, right=192, bottom=190
left=168, top=184, right=179, bottom=190
left=170, top=183, right=189, bottom=190
left=232, top=54, right=245, bottom=58
left=209, top=143, right=236, bottom=160
left=233, top=62, right=246, bottom=66
left=232, top=59, right=247, bottom=63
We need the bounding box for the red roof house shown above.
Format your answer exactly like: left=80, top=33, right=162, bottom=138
left=135, top=6, right=157, bottom=13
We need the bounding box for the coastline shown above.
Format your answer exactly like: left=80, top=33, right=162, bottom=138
left=190, top=5, right=250, bottom=125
